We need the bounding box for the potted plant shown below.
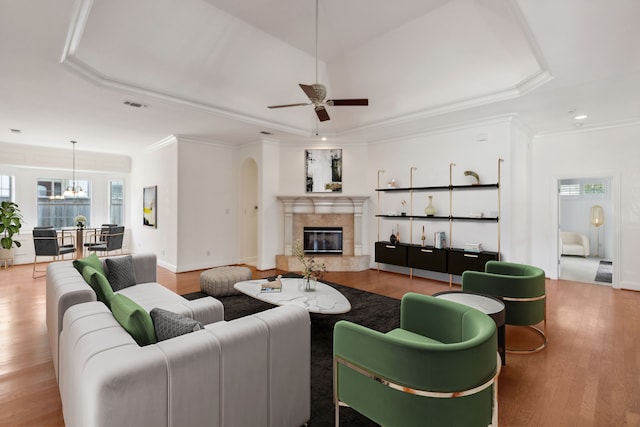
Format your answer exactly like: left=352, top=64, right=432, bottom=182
left=0, top=201, right=23, bottom=261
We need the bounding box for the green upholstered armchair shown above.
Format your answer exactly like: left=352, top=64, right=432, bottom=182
left=333, top=293, right=499, bottom=427
left=462, top=260, right=547, bottom=353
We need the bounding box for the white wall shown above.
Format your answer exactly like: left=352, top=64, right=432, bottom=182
left=176, top=137, right=239, bottom=272
left=131, top=138, right=178, bottom=270
left=531, top=123, right=640, bottom=290
left=130, top=136, right=243, bottom=273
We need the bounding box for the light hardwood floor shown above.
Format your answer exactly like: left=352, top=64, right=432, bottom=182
left=1, top=261, right=639, bottom=426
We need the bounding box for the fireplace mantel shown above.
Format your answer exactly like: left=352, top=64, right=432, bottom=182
left=277, top=195, right=369, bottom=261
left=277, top=195, right=369, bottom=215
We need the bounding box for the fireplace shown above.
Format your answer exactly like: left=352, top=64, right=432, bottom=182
left=276, top=195, right=370, bottom=272
left=303, top=227, right=343, bottom=255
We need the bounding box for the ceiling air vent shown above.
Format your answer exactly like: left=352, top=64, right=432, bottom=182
left=124, top=101, right=147, bottom=108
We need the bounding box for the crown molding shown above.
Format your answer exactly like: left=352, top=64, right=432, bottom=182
left=146, top=135, right=177, bottom=153
left=534, top=117, right=640, bottom=138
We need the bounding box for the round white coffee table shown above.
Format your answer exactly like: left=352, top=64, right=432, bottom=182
left=234, top=277, right=351, bottom=314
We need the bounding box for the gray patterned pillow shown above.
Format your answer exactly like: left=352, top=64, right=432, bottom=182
left=150, top=308, right=204, bottom=341
left=105, top=255, right=137, bottom=291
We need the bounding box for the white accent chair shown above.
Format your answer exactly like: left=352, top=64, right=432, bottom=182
left=560, top=232, right=590, bottom=257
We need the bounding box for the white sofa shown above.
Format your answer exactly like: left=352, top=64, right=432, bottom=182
left=560, top=231, right=590, bottom=257
left=46, top=253, right=224, bottom=378
left=46, top=254, right=311, bottom=427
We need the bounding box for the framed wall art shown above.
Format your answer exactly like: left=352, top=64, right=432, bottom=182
left=305, top=148, right=342, bottom=192
left=143, top=185, right=157, bottom=228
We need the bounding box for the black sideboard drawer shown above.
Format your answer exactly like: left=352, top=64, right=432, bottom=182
left=447, top=249, right=498, bottom=276
left=407, top=245, right=448, bottom=273
left=375, top=242, right=408, bottom=267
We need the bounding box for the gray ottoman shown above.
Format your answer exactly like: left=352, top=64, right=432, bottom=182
left=200, top=266, right=252, bottom=297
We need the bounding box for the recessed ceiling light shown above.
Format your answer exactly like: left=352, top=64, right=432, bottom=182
left=321, top=137, right=327, bottom=141
left=574, top=114, right=588, bottom=120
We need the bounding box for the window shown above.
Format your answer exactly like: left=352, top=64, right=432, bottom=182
left=37, top=178, right=91, bottom=228
left=584, top=183, right=606, bottom=195
left=109, top=180, right=124, bottom=225
left=560, top=181, right=607, bottom=198
left=0, top=175, right=13, bottom=202
left=559, top=184, right=581, bottom=197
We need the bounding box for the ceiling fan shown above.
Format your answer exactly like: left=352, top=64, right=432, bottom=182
left=267, top=0, right=368, bottom=122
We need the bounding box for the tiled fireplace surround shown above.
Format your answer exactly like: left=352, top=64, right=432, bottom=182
left=276, top=196, right=370, bottom=272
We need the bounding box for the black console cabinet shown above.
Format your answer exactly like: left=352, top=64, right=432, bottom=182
left=407, top=245, right=448, bottom=273
left=446, top=249, right=499, bottom=276
left=374, top=242, right=408, bottom=266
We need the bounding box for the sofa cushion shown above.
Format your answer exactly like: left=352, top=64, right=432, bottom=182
left=73, top=253, right=105, bottom=276
left=110, top=293, right=157, bottom=346
left=81, top=266, right=115, bottom=308
left=150, top=307, right=204, bottom=341
left=105, top=255, right=137, bottom=291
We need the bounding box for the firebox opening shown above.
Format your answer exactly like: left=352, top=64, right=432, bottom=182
left=303, top=227, right=343, bottom=255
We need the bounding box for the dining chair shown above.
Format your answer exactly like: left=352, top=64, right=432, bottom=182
left=33, top=227, right=76, bottom=278
left=87, top=226, right=125, bottom=256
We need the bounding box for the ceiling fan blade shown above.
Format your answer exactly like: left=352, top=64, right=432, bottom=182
left=299, top=84, right=317, bottom=101
left=327, top=99, right=369, bottom=106
left=267, top=103, right=310, bottom=109
left=315, top=106, right=330, bottom=122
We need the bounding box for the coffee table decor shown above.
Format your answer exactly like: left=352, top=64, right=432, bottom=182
left=294, top=239, right=327, bottom=292
left=235, top=277, right=351, bottom=314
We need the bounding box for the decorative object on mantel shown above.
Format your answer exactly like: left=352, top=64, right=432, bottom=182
left=400, top=200, right=407, bottom=216
left=74, top=215, right=87, bottom=229
left=464, top=170, right=480, bottom=185
left=421, top=225, right=426, bottom=247
left=434, top=231, right=446, bottom=249
left=424, top=195, right=437, bottom=216
left=294, top=240, right=326, bottom=292
left=388, top=178, right=397, bottom=188
left=389, top=229, right=397, bottom=245
left=396, top=224, right=400, bottom=244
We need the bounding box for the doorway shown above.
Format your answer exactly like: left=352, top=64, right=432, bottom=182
left=240, top=158, right=258, bottom=266
left=558, top=176, right=613, bottom=285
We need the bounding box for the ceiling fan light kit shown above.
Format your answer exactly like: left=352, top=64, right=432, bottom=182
left=267, top=0, right=368, bottom=122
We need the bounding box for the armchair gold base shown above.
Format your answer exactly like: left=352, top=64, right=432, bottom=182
left=506, top=323, right=547, bottom=354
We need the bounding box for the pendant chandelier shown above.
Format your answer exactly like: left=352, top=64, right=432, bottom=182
left=63, top=140, right=85, bottom=198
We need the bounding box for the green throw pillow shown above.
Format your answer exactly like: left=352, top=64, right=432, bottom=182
left=110, top=294, right=157, bottom=346
left=73, top=253, right=105, bottom=276
left=81, top=266, right=115, bottom=308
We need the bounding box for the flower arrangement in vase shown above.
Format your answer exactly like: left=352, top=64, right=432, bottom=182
left=294, top=239, right=327, bottom=291
left=74, top=215, right=87, bottom=229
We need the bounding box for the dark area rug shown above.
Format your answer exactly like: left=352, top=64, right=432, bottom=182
left=595, top=260, right=612, bottom=283
left=183, top=273, right=400, bottom=426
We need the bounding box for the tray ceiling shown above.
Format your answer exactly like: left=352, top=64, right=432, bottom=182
left=1, top=0, right=639, bottom=152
